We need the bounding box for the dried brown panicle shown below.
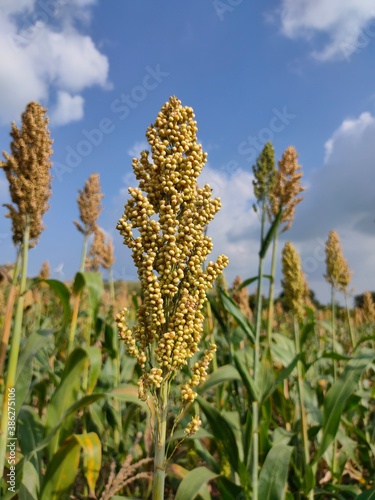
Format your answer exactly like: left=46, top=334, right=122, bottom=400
left=74, top=173, right=103, bottom=236
left=269, top=146, right=304, bottom=231
left=324, top=230, right=352, bottom=292
left=281, top=241, right=309, bottom=319
left=1, top=102, right=53, bottom=247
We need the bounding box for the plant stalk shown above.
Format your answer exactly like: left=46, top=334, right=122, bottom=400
left=0, top=219, right=30, bottom=478
left=293, top=317, right=312, bottom=498
left=344, top=292, right=356, bottom=350
left=266, top=232, right=278, bottom=347
left=0, top=252, right=22, bottom=378
left=152, top=382, right=168, bottom=500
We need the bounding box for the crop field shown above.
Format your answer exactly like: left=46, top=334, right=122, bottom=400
left=0, top=97, right=374, bottom=500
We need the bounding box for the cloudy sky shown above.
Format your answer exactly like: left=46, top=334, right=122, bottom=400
left=1, top=0, right=375, bottom=305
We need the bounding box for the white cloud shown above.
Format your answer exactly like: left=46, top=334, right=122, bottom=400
left=50, top=91, right=84, bottom=125
left=280, top=0, right=375, bottom=61
left=127, top=141, right=149, bottom=158
left=290, top=109, right=375, bottom=303
left=0, top=0, right=109, bottom=125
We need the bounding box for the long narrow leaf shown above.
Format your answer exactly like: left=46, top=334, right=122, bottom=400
left=219, top=288, right=254, bottom=343
left=259, top=207, right=283, bottom=259
left=175, top=466, right=219, bottom=500
left=197, top=396, right=240, bottom=472
left=315, top=350, right=375, bottom=462
left=258, top=444, right=292, bottom=500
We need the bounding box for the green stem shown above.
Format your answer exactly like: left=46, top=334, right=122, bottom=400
left=0, top=219, right=30, bottom=479
left=266, top=233, right=278, bottom=347
left=294, top=317, right=312, bottom=497
left=345, top=292, right=356, bottom=350
left=152, top=382, right=168, bottom=500
left=331, top=286, right=337, bottom=382
left=0, top=252, right=22, bottom=378
left=252, top=202, right=267, bottom=500
left=80, top=233, right=89, bottom=273
left=331, top=285, right=337, bottom=477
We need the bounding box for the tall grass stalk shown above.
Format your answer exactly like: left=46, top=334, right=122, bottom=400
left=293, top=317, right=313, bottom=499
left=266, top=233, right=278, bottom=346
left=0, top=218, right=29, bottom=478
left=0, top=252, right=21, bottom=378
left=345, top=292, right=356, bottom=349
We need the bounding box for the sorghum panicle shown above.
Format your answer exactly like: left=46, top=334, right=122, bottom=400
left=252, top=141, right=276, bottom=208
left=324, top=230, right=352, bottom=292
left=1, top=102, right=53, bottom=247
left=116, top=96, right=228, bottom=405
left=281, top=241, right=309, bottom=319
left=269, top=145, right=304, bottom=231
left=74, top=173, right=103, bottom=236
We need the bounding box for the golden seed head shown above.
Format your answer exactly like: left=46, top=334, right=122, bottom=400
left=1, top=101, right=53, bottom=247
left=75, top=173, right=103, bottom=236
left=38, top=261, right=50, bottom=280
left=231, top=276, right=252, bottom=321
left=269, top=146, right=305, bottom=231
left=324, top=230, right=352, bottom=292
left=252, top=141, right=276, bottom=206
left=185, top=415, right=202, bottom=436
left=281, top=241, right=309, bottom=319
left=361, top=292, right=375, bottom=323
left=116, top=96, right=227, bottom=403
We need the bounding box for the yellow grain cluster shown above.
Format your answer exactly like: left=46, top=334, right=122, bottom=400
left=281, top=241, right=309, bottom=319
left=116, top=96, right=228, bottom=403
left=324, top=230, right=352, bottom=292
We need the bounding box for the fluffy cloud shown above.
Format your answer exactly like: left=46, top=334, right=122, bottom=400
left=50, top=91, right=84, bottom=125
left=127, top=141, right=149, bottom=159
left=290, top=109, right=375, bottom=302
left=280, top=0, right=375, bottom=61
left=0, top=0, right=109, bottom=125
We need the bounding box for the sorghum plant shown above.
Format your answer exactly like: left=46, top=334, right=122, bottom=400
left=0, top=102, right=53, bottom=478
left=325, top=230, right=353, bottom=366
left=267, top=146, right=304, bottom=343
left=74, top=173, right=104, bottom=272
left=281, top=241, right=313, bottom=498
left=116, top=96, right=228, bottom=499
left=68, top=174, right=104, bottom=354
left=251, top=141, right=276, bottom=499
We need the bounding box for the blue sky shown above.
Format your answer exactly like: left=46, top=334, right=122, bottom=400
left=1, top=0, right=375, bottom=304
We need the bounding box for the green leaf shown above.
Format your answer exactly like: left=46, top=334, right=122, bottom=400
left=45, top=348, right=88, bottom=457
left=198, top=365, right=241, bottom=394
left=219, top=288, right=254, bottom=343
left=175, top=466, right=219, bottom=500
left=315, top=350, right=375, bottom=462
left=73, top=433, right=102, bottom=497
left=80, top=272, right=104, bottom=318
left=108, top=384, right=147, bottom=409
left=18, top=407, right=44, bottom=477
left=44, top=280, right=71, bottom=326
left=357, top=487, right=375, bottom=499
left=259, top=207, right=283, bottom=259
left=40, top=437, right=81, bottom=500
left=234, top=350, right=258, bottom=401
left=83, top=346, right=102, bottom=394
left=197, top=396, right=240, bottom=472
left=258, top=444, right=293, bottom=500
left=19, top=460, right=39, bottom=500
left=15, top=330, right=54, bottom=419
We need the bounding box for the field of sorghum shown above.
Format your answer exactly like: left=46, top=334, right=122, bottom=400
left=0, top=97, right=374, bottom=499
